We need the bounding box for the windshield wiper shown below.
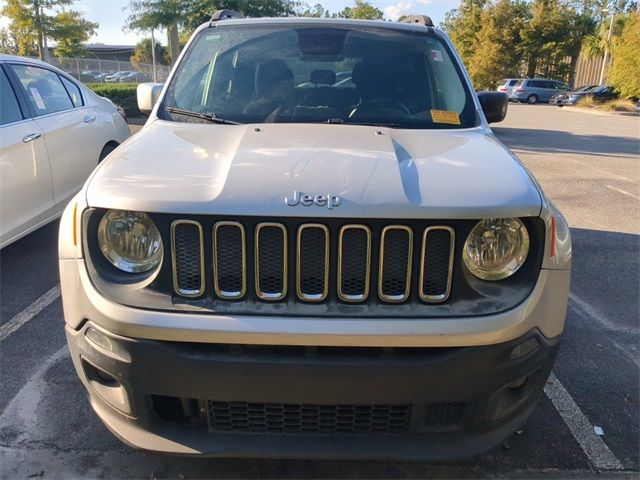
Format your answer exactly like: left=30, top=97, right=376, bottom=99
left=348, top=121, right=402, bottom=128
left=165, top=107, right=242, bottom=125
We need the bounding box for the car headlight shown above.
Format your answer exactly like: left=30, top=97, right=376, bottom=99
left=97, top=210, right=163, bottom=273
left=463, top=218, right=529, bottom=280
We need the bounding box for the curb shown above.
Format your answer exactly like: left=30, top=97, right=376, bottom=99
left=560, top=106, right=640, bottom=118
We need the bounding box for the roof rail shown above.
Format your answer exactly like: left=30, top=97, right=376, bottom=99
left=400, top=15, right=434, bottom=27
left=211, top=9, right=244, bottom=21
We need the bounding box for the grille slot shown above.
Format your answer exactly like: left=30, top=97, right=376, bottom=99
left=423, top=402, right=466, bottom=427
left=208, top=401, right=411, bottom=434
left=171, top=220, right=204, bottom=297
left=213, top=222, right=246, bottom=299
left=338, top=225, right=371, bottom=302
left=420, top=227, right=455, bottom=302
left=378, top=226, right=413, bottom=303
left=296, top=224, right=329, bottom=302
left=255, top=223, right=287, bottom=301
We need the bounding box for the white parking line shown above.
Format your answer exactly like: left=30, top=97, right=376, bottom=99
left=604, top=185, right=640, bottom=201
left=545, top=372, right=624, bottom=470
left=0, top=285, right=60, bottom=342
left=569, top=293, right=639, bottom=336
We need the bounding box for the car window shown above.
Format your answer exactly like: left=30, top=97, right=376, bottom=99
left=11, top=64, right=75, bottom=115
left=0, top=68, right=24, bottom=126
left=508, top=79, right=518, bottom=86
left=515, top=79, right=525, bottom=87
left=60, top=76, right=83, bottom=107
left=163, top=24, right=478, bottom=129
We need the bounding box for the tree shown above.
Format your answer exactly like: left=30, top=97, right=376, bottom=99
left=336, top=0, right=383, bottom=19
left=607, top=12, right=640, bottom=97
left=50, top=10, right=97, bottom=57
left=1, top=0, right=97, bottom=60
left=130, top=37, right=168, bottom=66
left=296, top=3, right=329, bottom=17
left=125, top=0, right=295, bottom=66
left=520, top=0, right=583, bottom=79
left=0, top=28, right=19, bottom=55
left=467, top=0, right=530, bottom=89
left=441, top=0, right=488, bottom=67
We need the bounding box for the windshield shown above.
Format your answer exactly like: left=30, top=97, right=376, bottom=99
left=162, top=23, right=478, bottom=129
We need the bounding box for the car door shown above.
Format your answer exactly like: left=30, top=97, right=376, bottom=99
left=10, top=63, right=103, bottom=206
left=0, top=65, right=54, bottom=246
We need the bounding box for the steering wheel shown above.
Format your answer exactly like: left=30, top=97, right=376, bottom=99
left=349, top=99, right=411, bottom=119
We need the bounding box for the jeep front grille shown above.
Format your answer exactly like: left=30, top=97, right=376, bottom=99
left=296, top=224, right=329, bottom=301
left=171, top=220, right=205, bottom=297
left=171, top=220, right=455, bottom=304
left=338, top=225, right=371, bottom=302
left=255, top=223, right=287, bottom=300
left=213, top=222, right=246, bottom=299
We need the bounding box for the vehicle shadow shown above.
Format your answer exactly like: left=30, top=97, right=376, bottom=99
left=493, top=127, right=640, bottom=157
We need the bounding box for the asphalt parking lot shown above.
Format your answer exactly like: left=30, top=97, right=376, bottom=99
left=1, top=104, right=638, bottom=479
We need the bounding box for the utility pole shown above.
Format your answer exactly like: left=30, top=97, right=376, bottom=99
left=150, top=29, right=157, bottom=82
left=598, top=7, right=615, bottom=85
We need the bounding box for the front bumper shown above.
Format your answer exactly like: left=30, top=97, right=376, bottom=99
left=66, top=323, right=559, bottom=460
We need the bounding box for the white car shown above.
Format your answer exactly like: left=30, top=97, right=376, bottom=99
left=59, top=13, right=571, bottom=460
left=0, top=55, right=130, bottom=248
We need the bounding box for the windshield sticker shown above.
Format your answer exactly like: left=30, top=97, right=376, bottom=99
left=431, top=109, right=460, bottom=125
left=206, top=34, right=221, bottom=41
left=430, top=49, right=443, bottom=62
left=29, top=88, right=46, bottom=110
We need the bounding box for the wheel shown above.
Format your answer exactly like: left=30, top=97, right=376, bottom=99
left=527, top=94, right=538, bottom=104
left=98, top=143, right=118, bottom=163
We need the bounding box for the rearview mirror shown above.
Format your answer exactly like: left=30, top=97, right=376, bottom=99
left=137, top=83, right=164, bottom=115
left=477, top=91, right=508, bottom=124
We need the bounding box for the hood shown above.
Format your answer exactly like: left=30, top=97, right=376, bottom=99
left=86, top=121, right=542, bottom=219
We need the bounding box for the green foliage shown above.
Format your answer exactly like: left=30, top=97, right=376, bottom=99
left=130, top=37, right=168, bottom=66
left=86, top=83, right=141, bottom=117
left=442, top=0, right=487, bottom=67
left=467, top=0, right=529, bottom=90
left=336, top=0, right=383, bottom=19
left=125, top=0, right=295, bottom=65
left=0, top=27, right=18, bottom=55
left=296, top=3, right=329, bottom=17
left=1, top=0, right=97, bottom=59
left=50, top=10, right=97, bottom=57
left=607, top=12, right=640, bottom=98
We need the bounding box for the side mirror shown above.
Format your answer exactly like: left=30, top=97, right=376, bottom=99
left=137, top=83, right=164, bottom=115
left=477, top=91, right=508, bottom=124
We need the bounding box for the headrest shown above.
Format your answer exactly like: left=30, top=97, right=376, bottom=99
left=310, top=69, right=336, bottom=85
left=255, top=59, right=294, bottom=95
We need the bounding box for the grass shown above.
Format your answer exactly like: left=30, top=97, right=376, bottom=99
left=575, top=96, right=596, bottom=108
left=575, top=95, right=637, bottom=113
left=600, top=99, right=637, bottom=112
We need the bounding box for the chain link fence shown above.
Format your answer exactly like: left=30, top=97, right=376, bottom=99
left=40, top=57, right=171, bottom=84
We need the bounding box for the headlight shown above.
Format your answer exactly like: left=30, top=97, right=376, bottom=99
left=98, top=210, right=163, bottom=273
left=463, top=218, right=529, bottom=280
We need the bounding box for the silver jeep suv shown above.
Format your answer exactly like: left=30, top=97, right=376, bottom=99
left=59, top=12, right=571, bottom=460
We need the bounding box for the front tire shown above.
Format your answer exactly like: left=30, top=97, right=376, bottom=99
left=98, top=143, right=118, bottom=163
left=527, top=94, right=538, bottom=104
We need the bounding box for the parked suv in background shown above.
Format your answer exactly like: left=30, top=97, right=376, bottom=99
left=59, top=12, right=571, bottom=461
left=510, top=78, right=570, bottom=104
left=496, top=78, right=521, bottom=97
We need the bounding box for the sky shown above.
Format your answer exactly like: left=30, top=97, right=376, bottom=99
left=0, top=0, right=460, bottom=46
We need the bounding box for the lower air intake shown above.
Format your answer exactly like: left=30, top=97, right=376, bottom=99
left=208, top=401, right=411, bottom=434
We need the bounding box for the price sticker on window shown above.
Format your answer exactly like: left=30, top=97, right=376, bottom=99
left=430, top=109, right=461, bottom=125
left=29, top=87, right=46, bottom=110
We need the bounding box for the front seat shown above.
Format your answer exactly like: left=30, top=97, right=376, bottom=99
left=243, top=59, right=294, bottom=118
